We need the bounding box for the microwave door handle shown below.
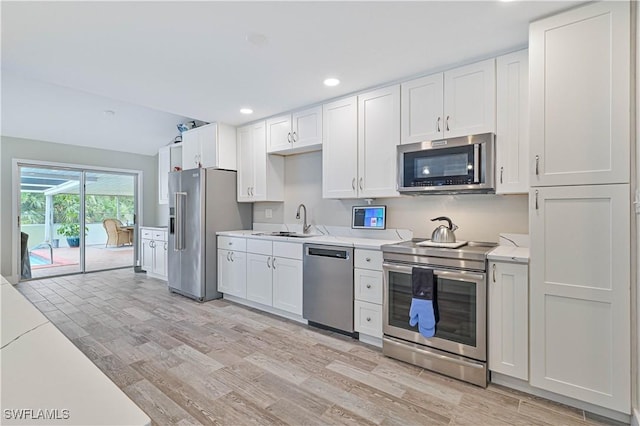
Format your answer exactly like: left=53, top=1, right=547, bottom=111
left=473, top=144, right=480, bottom=183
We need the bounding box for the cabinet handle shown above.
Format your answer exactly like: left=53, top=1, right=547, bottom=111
left=366, top=284, right=372, bottom=289
left=292, top=131, right=297, bottom=142
left=500, top=166, right=504, bottom=184
left=250, top=187, right=254, bottom=196
left=272, top=258, right=277, bottom=270
left=149, top=240, right=154, bottom=248
left=366, top=317, right=372, bottom=322
left=287, top=132, right=292, bottom=143
left=535, top=190, right=539, bottom=210
left=535, top=155, right=540, bottom=176
left=230, top=252, right=234, bottom=262
left=164, top=242, right=167, bottom=251
left=227, top=252, right=231, bottom=261
left=359, top=178, right=364, bottom=190
left=247, top=187, right=250, bottom=196
left=267, top=257, right=271, bottom=268
left=436, top=117, right=441, bottom=132
left=445, top=116, right=450, bottom=131
left=352, top=178, right=356, bottom=190
left=492, top=264, right=496, bottom=283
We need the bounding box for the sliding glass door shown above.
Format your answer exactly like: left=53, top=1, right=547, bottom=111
left=84, top=171, right=136, bottom=272
left=18, top=163, right=139, bottom=279
left=19, top=166, right=83, bottom=278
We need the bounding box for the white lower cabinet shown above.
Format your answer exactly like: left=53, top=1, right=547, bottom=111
left=217, top=249, right=246, bottom=298
left=353, top=249, right=383, bottom=339
left=246, top=253, right=273, bottom=306
left=354, top=300, right=382, bottom=338
left=272, top=256, right=303, bottom=316
left=488, top=260, right=528, bottom=380
left=140, top=227, right=168, bottom=280
left=529, top=184, right=630, bottom=413
left=225, top=237, right=303, bottom=317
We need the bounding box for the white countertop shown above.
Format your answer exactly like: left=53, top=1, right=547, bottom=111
left=1, top=275, right=150, bottom=426
left=217, top=229, right=407, bottom=250
left=487, top=245, right=530, bottom=263
left=487, top=233, right=530, bottom=263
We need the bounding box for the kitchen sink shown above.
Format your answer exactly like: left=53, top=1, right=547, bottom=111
left=252, top=231, right=318, bottom=238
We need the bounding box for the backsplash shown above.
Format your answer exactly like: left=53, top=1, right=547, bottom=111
left=253, top=151, right=529, bottom=243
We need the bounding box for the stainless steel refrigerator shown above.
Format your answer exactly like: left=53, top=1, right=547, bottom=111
left=168, top=168, right=252, bottom=301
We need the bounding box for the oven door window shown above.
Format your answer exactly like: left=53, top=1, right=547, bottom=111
left=404, top=145, right=475, bottom=187
left=388, top=270, right=477, bottom=347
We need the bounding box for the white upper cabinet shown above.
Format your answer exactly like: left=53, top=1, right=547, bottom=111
left=401, top=73, right=444, bottom=143
left=266, top=106, right=322, bottom=155
left=358, top=85, right=400, bottom=198
left=323, top=87, right=400, bottom=199
left=181, top=123, right=237, bottom=171
left=158, top=144, right=182, bottom=204
left=443, top=59, right=496, bottom=138
left=496, top=49, right=529, bottom=194
left=236, top=125, right=254, bottom=203
left=401, top=59, right=495, bottom=143
left=266, top=115, right=292, bottom=153
left=529, top=184, right=630, bottom=413
left=322, top=96, right=359, bottom=199
left=529, top=1, right=630, bottom=186
left=236, top=121, right=284, bottom=203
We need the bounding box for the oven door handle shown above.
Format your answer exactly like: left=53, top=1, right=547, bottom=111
left=383, top=262, right=485, bottom=282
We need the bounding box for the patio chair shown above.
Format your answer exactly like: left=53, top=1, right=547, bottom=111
left=103, top=219, right=132, bottom=247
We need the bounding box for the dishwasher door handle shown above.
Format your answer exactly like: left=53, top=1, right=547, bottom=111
left=306, top=247, right=349, bottom=259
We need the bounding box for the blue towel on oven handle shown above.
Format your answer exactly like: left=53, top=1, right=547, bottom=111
left=409, top=298, right=436, bottom=338
left=410, top=267, right=437, bottom=338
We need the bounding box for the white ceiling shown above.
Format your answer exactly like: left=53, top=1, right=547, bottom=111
left=1, top=1, right=583, bottom=156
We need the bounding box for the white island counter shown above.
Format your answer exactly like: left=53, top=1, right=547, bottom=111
left=1, top=275, right=150, bottom=426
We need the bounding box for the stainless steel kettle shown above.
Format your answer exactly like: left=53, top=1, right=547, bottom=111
left=431, top=216, right=458, bottom=243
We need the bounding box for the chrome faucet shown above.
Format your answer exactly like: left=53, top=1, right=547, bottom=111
left=296, top=203, right=311, bottom=234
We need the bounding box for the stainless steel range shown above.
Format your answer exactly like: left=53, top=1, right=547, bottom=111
left=381, top=239, right=495, bottom=387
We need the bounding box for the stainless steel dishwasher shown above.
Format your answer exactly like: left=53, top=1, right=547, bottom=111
left=303, top=243, right=355, bottom=336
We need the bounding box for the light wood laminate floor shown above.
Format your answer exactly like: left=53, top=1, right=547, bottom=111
left=16, top=270, right=625, bottom=426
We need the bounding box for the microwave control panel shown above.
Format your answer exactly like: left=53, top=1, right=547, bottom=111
left=410, top=177, right=475, bottom=186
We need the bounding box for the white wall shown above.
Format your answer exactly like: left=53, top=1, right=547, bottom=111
left=0, top=136, right=158, bottom=279
left=253, top=151, right=529, bottom=242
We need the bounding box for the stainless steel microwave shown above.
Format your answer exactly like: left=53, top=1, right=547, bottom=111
left=397, top=133, right=495, bottom=194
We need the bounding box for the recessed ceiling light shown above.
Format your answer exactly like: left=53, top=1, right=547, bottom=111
left=240, top=108, right=254, bottom=115
left=324, top=78, right=340, bottom=87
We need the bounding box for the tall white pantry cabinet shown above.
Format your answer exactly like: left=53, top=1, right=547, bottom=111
left=528, top=1, right=631, bottom=415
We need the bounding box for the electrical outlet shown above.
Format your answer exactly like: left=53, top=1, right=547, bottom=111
left=265, top=208, right=273, bottom=219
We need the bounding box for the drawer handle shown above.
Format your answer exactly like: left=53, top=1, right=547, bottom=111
left=366, top=317, right=371, bottom=322
left=366, top=284, right=372, bottom=289
left=365, top=257, right=371, bottom=262
left=229, top=242, right=233, bottom=246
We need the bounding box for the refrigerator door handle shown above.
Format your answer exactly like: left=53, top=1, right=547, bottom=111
left=175, top=192, right=187, bottom=251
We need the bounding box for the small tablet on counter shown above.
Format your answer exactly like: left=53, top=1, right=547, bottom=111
left=352, top=205, right=386, bottom=229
